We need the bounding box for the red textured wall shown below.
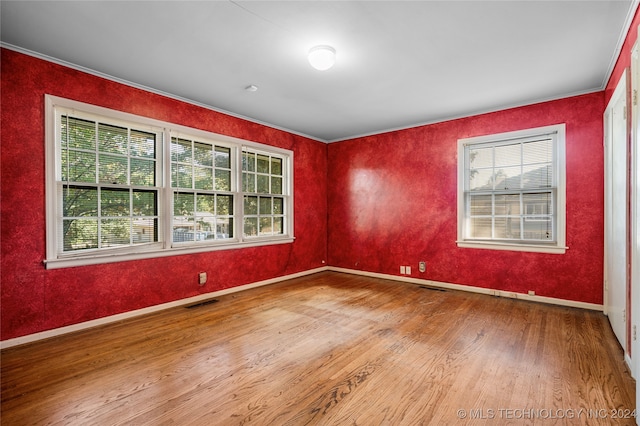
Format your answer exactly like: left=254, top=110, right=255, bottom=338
left=327, top=93, right=605, bottom=305
left=0, top=49, right=328, bottom=341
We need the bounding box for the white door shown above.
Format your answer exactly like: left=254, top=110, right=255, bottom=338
left=604, top=69, right=628, bottom=352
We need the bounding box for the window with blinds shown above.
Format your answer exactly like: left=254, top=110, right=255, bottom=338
left=46, top=95, right=294, bottom=269
left=457, top=124, right=566, bottom=254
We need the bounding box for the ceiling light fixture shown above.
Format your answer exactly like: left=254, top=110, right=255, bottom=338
left=308, top=45, right=336, bottom=71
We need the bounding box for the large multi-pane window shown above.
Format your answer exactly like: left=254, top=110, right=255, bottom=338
left=457, top=124, right=566, bottom=254
left=46, top=96, right=293, bottom=269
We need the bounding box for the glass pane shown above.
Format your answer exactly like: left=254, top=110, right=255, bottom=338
left=217, top=195, right=233, bottom=215
left=259, top=216, right=272, bottom=235
left=215, top=146, right=231, bottom=168
left=271, top=157, right=282, bottom=175
left=469, top=146, right=492, bottom=169
left=494, top=194, right=520, bottom=215
left=99, top=123, right=128, bottom=155
left=130, top=130, right=155, bottom=159
left=63, top=187, right=98, bottom=217
left=273, top=217, right=283, bottom=234
left=215, top=169, right=231, bottom=191
left=469, top=168, right=493, bottom=191
left=494, top=143, right=521, bottom=168
left=494, top=217, right=521, bottom=239
left=273, top=197, right=284, bottom=215
left=242, top=152, right=255, bottom=172
left=257, top=175, right=269, bottom=193
left=99, top=154, right=128, bottom=184
left=522, top=164, right=552, bottom=188
left=101, top=189, right=130, bottom=216
left=469, top=194, right=492, bottom=216
left=101, top=218, right=131, bottom=246
left=259, top=197, right=272, bottom=215
left=243, top=172, right=255, bottom=192
left=64, top=150, right=96, bottom=182
left=173, top=224, right=195, bottom=242
left=194, top=216, right=215, bottom=239
left=193, top=142, right=213, bottom=167
left=271, top=177, right=282, bottom=194
left=62, top=116, right=95, bottom=150
left=133, top=218, right=157, bottom=244
left=523, top=139, right=552, bottom=165
left=130, top=158, right=155, bottom=186
left=493, top=166, right=521, bottom=190
left=257, top=154, right=269, bottom=173
left=171, top=138, right=192, bottom=163
left=216, top=218, right=233, bottom=238
left=174, top=193, right=194, bottom=215
left=523, top=217, right=553, bottom=240
left=244, top=217, right=258, bottom=236
left=196, top=194, right=215, bottom=215
left=244, top=196, right=258, bottom=215
left=523, top=192, right=552, bottom=216
left=194, top=166, right=213, bottom=190
left=63, top=218, right=98, bottom=251
left=173, top=164, right=193, bottom=189
left=132, top=190, right=156, bottom=216
left=470, top=217, right=492, bottom=238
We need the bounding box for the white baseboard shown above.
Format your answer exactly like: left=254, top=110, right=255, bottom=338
left=0, top=266, right=329, bottom=350
left=328, top=267, right=604, bottom=311
left=1, top=265, right=603, bottom=349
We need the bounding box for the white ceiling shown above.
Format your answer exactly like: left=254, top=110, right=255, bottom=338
left=1, top=1, right=636, bottom=142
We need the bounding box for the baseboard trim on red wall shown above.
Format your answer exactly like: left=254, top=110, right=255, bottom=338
left=1, top=265, right=603, bottom=349
left=0, top=267, right=330, bottom=350
left=328, top=267, right=604, bottom=312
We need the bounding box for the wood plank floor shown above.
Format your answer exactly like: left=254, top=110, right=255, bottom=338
left=1, top=271, right=636, bottom=425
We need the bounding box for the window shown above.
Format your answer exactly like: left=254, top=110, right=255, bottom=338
left=457, top=124, right=566, bottom=254
left=45, top=96, right=293, bottom=269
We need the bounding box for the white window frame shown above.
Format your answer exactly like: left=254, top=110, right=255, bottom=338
left=45, top=95, right=294, bottom=269
left=456, top=124, right=567, bottom=254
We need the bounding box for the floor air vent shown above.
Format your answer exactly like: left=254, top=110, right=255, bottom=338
left=185, top=299, right=219, bottom=309
left=419, top=286, right=446, bottom=292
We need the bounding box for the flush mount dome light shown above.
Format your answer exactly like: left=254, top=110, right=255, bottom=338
left=308, top=45, right=336, bottom=71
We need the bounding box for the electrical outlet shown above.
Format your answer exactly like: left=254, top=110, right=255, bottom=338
left=400, top=266, right=406, bottom=274
left=405, top=266, right=411, bottom=275
left=199, top=272, right=207, bottom=285
left=419, top=261, right=426, bottom=273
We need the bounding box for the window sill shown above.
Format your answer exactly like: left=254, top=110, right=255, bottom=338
left=44, top=237, right=295, bottom=269
left=456, top=240, right=567, bottom=254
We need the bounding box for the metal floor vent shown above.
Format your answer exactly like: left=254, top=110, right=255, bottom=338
left=185, top=299, right=219, bottom=309
left=419, top=286, right=446, bottom=292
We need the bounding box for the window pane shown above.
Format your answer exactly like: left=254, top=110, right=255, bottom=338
left=257, top=154, right=269, bottom=173
left=99, top=123, right=128, bottom=155
left=494, top=143, right=521, bottom=168
left=171, top=138, right=192, bottom=163
left=244, top=217, right=258, bottom=236
left=469, top=168, right=493, bottom=191
left=273, top=197, right=284, bottom=215
left=494, top=217, right=521, bottom=239
left=469, top=194, right=492, bottom=216
left=101, top=189, right=130, bottom=216
left=130, top=158, right=155, bottom=186
left=259, top=216, right=272, bottom=235
left=273, top=217, right=283, bottom=234
left=243, top=172, right=255, bottom=192
left=174, top=193, right=194, bottom=215
left=271, top=157, right=283, bottom=175
left=523, top=164, right=552, bottom=188
left=63, top=218, right=98, bottom=251
left=215, top=169, right=231, bottom=191
left=215, top=146, right=231, bottom=168
left=99, top=154, right=128, bottom=184
left=133, top=218, right=157, bottom=244
left=63, top=186, right=98, bottom=217
left=242, top=152, right=255, bottom=172
left=523, top=139, right=552, bottom=165
left=194, top=166, right=213, bottom=190
left=493, top=166, right=521, bottom=190
left=523, top=192, right=552, bottom=216
left=196, top=194, right=215, bottom=215
left=469, top=146, right=492, bottom=169
left=494, top=194, right=520, bottom=215
left=470, top=217, right=492, bottom=238
left=523, top=218, right=553, bottom=240
left=130, top=130, right=155, bottom=159
left=193, top=142, right=213, bottom=167
left=259, top=197, right=272, bottom=215
left=132, top=190, right=156, bottom=216
left=63, top=150, right=96, bottom=182
left=62, top=116, right=95, bottom=150
left=173, top=164, right=193, bottom=189
left=217, top=195, right=233, bottom=215
left=216, top=218, right=233, bottom=238
left=257, top=175, right=269, bottom=193
left=101, top=218, right=131, bottom=246
left=271, top=177, right=282, bottom=194
left=244, top=196, right=258, bottom=215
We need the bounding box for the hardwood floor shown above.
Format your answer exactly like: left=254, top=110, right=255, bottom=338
left=1, top=271, right=636, bottom=425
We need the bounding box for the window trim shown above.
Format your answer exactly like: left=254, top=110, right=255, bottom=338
left=456, top=124, right=567, bottom=254
left=45, top=95, right=294, bottom=269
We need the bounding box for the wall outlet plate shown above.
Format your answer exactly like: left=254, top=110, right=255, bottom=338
left=419, top=261, right=426, bottom=273
left=199, top=272, right=207, bottom=285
